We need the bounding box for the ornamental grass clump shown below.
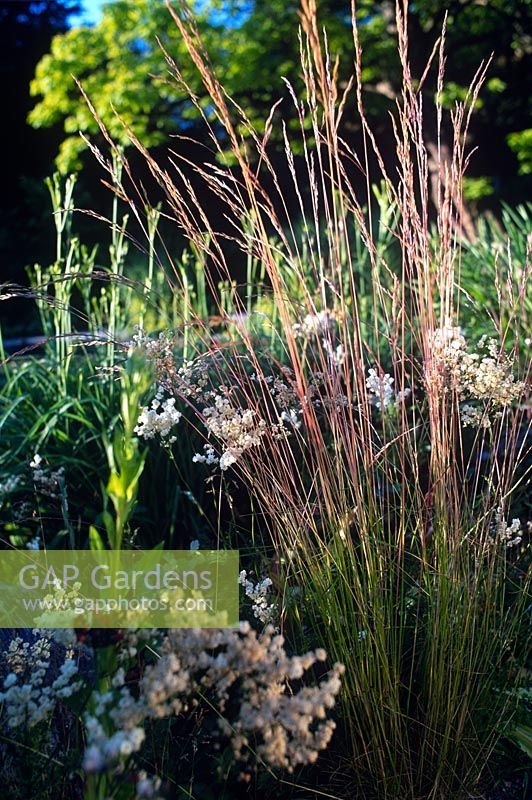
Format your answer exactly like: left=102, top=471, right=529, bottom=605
left=74, top=1, right=530, bottom=798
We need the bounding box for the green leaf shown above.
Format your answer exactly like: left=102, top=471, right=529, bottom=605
left=9, top=535, right=27, bottom=548
left=102, top=510, right=116, bottom=541
left=508, top=724, right=532, bottom=759
left=107, top=470, right=126, bottom=501
left=89, top=525, right=107, bottom=551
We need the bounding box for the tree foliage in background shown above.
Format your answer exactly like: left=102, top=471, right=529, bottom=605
left=28, top=0, right=531, bottom=202
left=28, top=0, right=229, bottom=171
left=28, top=0, right=396, bottom=171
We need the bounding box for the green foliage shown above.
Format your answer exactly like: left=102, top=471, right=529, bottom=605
left=458, top=203, right=532, bottom=355
left=507, top=129, right=532, bottom=176
left=28, top=0, right=229, bottom=172
left=462, top=175, right=494, bottom=200
left=27, top=0, right=396, bottom=172
left=508, top=724, right=532, bottom=759
left=28, top=0, right=532, bottom=209
left=99, top=353, right=151, bottom=550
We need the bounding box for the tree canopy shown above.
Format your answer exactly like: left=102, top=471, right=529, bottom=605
left=28, top=0, right=532, bottom=200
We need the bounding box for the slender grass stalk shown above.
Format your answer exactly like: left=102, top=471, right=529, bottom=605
left=69, top=1, right=531, bottom=796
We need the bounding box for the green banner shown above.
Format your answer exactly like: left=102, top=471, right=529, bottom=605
left=0, top=550, right=239, bottom=628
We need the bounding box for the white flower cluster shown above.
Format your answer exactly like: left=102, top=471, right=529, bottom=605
left=264, top=365, right=342, bottom=424
left=192, top=443, right=219, bottom=465
left=131, top=328, right=163, bottom=356
left=0, top=475, right=21, bottom=496
left=238, top=569, right=277, bottom=625
left=132, top=329, right=175, bottom=366
left=431, top=322, right=466, bottom=360
left=460, top=338, right=524, bottom=406
left=264, top=373, right=305, bottom=436
left=177, top=358, right=211, bottom=400
left=431, top=325, right=524, bottom=423
left=135, top=388, right=182, bottom=443
left=30, top=454, right=66, bottom=499
left=323, top=339, right=345, bottom=367
left=27, top=580, right=83, bottom=630
left=26, top=535, right=41, bottom=550
left=493, top=509, right=523, bottom=549
left=364, top=367, right=412, bottom=411
left=269, top=374, right=299, bottom=410
left=4, top=633, right=50, bottom=675
left=460, top=403, right=491, bottom=429
left=366, top=368, right=395, bottom=410
left=135, top=771, right=163, bottom=799
left=83, top=624, right=343, bottom=776
left=197, top=393, right=267, bottom=470
left=41, top=578, right=81, bottom=610
left=292, top=311, right=332, bottom=338
left=0, top=630, right=80, bottom=728
left=132, top=330, right=183, bottom=402
left=278, top=407, right=302, bottom=430
left=84, top=704, right=146, bottom=772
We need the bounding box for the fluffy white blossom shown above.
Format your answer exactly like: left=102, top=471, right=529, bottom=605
left=292, top=311, right=332, bottom=338
left=0, top=631, right=80, bottom=729
left=493, top=509, right=523, bottom=549
left=322, top=338, right=345, bottom=367
left=431, top=325, right=524, bottom=413
left=239, top=569, right=277, bottom=625
left=192, top=444, right=219, bottom=466
left=135, top=388, right=182, bottom=443
left=26, top=536, right=41, bottom=550
left=279, top=408, right=302, bottom=429
left=366, top=367, right=395, bottom=410
left=270, top=374, right=300, bottom=411
left=460, top=403, right=491, bottom=429
left=83, top=625, right=343, bottom=775
left=201, top=394, right=267, bottom=470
